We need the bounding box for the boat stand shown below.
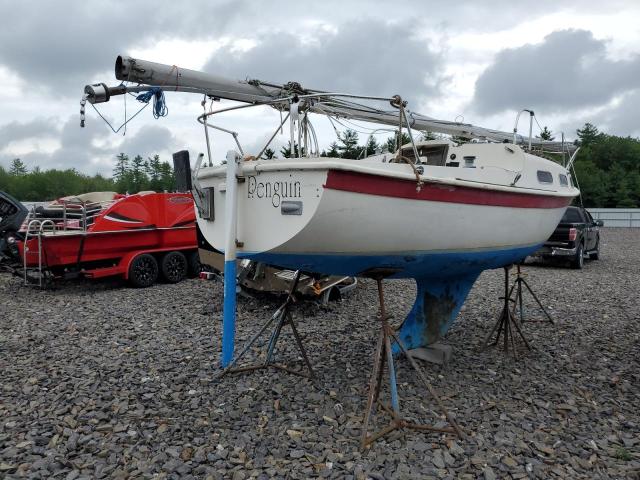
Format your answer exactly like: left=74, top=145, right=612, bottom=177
left=482, top=266, right=531, bottom=358
left=360, top=276, right=464, bottom=450
left=215, top=270, right=315, bottom=380
left=509, top=264, right=554, bottom=324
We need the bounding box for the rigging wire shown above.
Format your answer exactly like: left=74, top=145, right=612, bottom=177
left=571, top=163, right=584, bottom=208
left=330, top=116, right=395, bottom=137
left=88, top=85, right=168, bottom=135
left=123, top=83, right=127, bottom=135
left=88, top=101, right=150, bottom=135
left=314, top=103, right=394, bottom=140
left=331, top=116, right=396, bottom=136
left=534, top=114, right=544, bottom=134
left=87, top=62, right=177, bottom=133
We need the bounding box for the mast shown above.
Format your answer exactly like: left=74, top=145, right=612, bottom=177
left=83, top=55, right=572, bottom=152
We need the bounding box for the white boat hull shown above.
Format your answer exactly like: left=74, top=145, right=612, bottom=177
left=197, top=165, right=572, bottom=278
left=196, top=151, right=576, bottom=347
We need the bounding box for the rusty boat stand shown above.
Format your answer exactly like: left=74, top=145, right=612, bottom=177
left=360, top=271, right=465, bottom=450
left=509, top=264, right=555, bottom=324
left=482, top=266, right=532, bottom=358
left=215, top=270, right=315, bottom=380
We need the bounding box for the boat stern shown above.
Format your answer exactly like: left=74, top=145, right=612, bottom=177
left=196, top=162, right=328, bottom=255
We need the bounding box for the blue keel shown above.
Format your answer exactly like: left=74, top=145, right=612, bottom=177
left=395, top=272, right=480, bottom=352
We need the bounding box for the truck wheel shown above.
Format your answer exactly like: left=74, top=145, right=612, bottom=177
left=571, top=243, right=584, bottom=269
left=186, top=250, right=201, bottom=277
left=590, top=240, right=600, bottom=260
left=161, top=251, right=187, bottom=283
left=129, top=254, right=159, bottom=288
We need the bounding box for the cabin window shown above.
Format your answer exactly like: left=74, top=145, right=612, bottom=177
left=537, top=170, right=553, bottom=184
left=559, top=174, right=568, bottom=186
left=463, top=156, right=476, bottom=168
left=201, top=187, right=215, bottom=220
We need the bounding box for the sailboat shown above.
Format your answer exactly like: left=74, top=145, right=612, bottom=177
left=83, top=56, right=579, bottom=350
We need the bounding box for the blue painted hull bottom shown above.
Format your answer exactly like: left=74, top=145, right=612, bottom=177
left=239, top=243, right=542, bottom=349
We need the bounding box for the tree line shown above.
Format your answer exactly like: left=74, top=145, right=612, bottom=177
left=0, top=154, right=175, bottom=201
left=0, top=124, right=638, bottom=206
left=275, top=131, right=420, bottom=160
left=111, top=153, right=175, bottom=193
left=571, top=124, right=640, bottom=208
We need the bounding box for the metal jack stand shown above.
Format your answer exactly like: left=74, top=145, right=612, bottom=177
left=483, top=266, right=531, bottom=358
left=215, top=270, right=315, bottom=380
left=509, top=264, right=554, bottom=324
left=360, top=276, right=464, bottom=449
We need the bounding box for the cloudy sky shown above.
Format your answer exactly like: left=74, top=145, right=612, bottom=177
left=1, top=0, right=639, bottom=175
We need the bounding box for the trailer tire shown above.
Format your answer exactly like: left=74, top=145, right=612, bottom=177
left=129, top=254, right=159, bottom=288
left=161, top=251, right=187, bottom=283
left=186, top=250, right=201, bottom=277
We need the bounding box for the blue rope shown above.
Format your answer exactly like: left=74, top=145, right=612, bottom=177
left=136, top=87, right=168, bottom=119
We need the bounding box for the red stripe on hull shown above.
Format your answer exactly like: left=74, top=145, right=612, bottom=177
left=324, top=170, right=572, bottom=209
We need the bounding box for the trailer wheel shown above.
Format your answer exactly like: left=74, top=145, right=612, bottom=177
left=186, top=250, right=201, bottom=277
left=161, top=251, right=187, bottom=283
left=129, top=254, right=159, bottom=288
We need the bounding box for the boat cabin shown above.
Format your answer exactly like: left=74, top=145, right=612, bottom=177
left=397, top=140, right=454, bottom=166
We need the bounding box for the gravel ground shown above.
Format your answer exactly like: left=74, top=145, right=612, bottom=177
left=1, top=228, right=638, bottom=479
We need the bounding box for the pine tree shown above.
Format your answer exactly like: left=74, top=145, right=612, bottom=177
left=365, top=135, right=379, bottom=156
left=385, top=132, right=412, bottom=153
left=147, top=154, right=163, bottom=191
left=538, top=126, right=555, bottom=141
left=573, top=158, right=608, bottom=208
left=158, top=161, right=174, bottom=191
left=9, top=158, right=28, bottom=176
left=280, top=141, right=300, bottom=158
left=576, top=123, right=599, bottom=146
left=113, top=153, right=129, bottom=182
left=262, top=148, right=276, bottom=160
left=326, top=142, right=340, bottom=157
left=338, top=129, right=360, bottom=159
left=130, top=155, right=148, bottom=193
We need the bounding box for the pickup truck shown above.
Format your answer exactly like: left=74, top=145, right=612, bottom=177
left=536, top=206, right=603, bottom=269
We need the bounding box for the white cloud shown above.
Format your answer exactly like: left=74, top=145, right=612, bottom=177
left=471, top=29, right=640, bottom=115
left=1, top=0, right=639, bottom=179
left=202, top=19, right=445, bottom=105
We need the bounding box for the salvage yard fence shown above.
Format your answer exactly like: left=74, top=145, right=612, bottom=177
left=588, top=208, right=640, bottom=228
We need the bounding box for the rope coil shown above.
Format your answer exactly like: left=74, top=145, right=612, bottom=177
left=136, top=87, right=168, bottom=119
